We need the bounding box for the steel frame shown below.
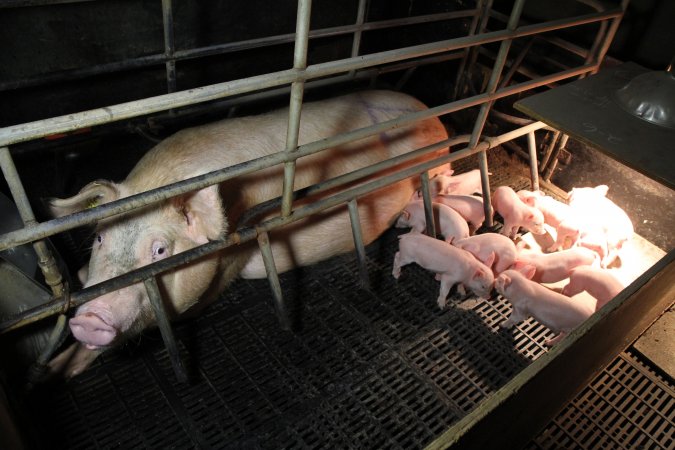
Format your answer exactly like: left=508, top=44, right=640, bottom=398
left=0, top=0, right=627, bottom=387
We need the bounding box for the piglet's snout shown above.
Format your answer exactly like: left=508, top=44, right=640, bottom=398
left=70, top=312, right=118, bottom=349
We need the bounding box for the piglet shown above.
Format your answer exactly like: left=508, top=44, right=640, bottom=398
left=454, top=232, right=517, bottom=276
left=495, top=268, right=594, bottom=346
left=392, top=233, right=494, bottom=309
left=517, top=189, right=580, bottom=251
left=492, top=186, right=545, bottom=238
left=432, top=194, right=485, bottom=233
left=562, top=266, right=624, bottom=311
left=567, top=185, right=634, bottom=267
left=395, top=200, right=469, bottom=243
left=428, top=169, right=484, bottom=197
left=511, top=246, right=598, bottom=283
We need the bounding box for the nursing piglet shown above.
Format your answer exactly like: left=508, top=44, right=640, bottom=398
left=492, top=186, right=545, bottom=238
left=429, top=169, right=484, bottom=196
left=432, top=194, right=485, bottom=233
left=517, top=189, right=580, bottom=251
left=47, top=90, right=450, bottom=377
left=512, top=246, right=598, bottom=283
left=393, top=233, right=494, bottom=309
left=562, top=266, right=624, bottom=311
left=395, top=200, right=469, bottom=243
left=495, top=268, right=594, bottom=346
left=454, top=232, right=517, bottom=275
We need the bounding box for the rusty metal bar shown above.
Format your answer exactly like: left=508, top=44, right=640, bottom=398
left=453, top=0, right=492, bottom=100
left=543, top=133, right=570, bottom=181
left=144, top=276, right=188, bottom=382
left=419, top=171, right=436, bottom=237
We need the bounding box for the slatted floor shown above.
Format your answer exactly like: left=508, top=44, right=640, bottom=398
left=15, top=155, right=673, bottom=449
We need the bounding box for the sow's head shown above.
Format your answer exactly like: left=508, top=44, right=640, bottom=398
left=48, top=180, right=225, bottom=350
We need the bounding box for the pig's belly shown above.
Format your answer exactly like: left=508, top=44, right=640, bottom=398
left=239, top=182, right=412, bottom=278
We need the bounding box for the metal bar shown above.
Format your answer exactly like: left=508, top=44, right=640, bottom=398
left=452, top=0, right=492, bottom=100
left=0, top=118, right=548, bottom=332
left=347, top=199, right=370, bottom=289
left=527, top=131, right=539, bottom=191
left=257, top=231, right=292, bottom=330
left=419, top=171, right=436, bottom=237
left=469, top=0, right=526, bottom=228
left=281, top=0, right=312, bottom=217
left=589, top=0, right=630, bottom=74
left=350, top=0, right=368, bottom=59
left=498, top=37, right=534, bottom=89
left=454, top=0, right=493, bottom=100
left=543, top=133, right=569, bottom=181
left=143, top=276, right=188, bottom=383
left=540, top=130, right=561, bottom=172
left=0, top=64, right=594, bottom=252
left=0, top=8, right=621, bottom=147
left=0, top=10, right=476, bottom=92
left=161, top=0, right=177, bottom=93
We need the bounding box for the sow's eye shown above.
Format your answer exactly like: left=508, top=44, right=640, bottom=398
left=151, top=240, right=170, bottom=261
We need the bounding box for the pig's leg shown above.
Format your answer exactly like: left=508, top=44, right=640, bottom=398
left=392, top=251, right=403, bottom=279
left=545, top=332, right=566, bottom=346
left=501, top=305, right=528, bottom=328
left=437, top=274, right=459, bottom=309
left=48, top=342, right=103, bottom=379
left=561, top=280, right=581, bottom=298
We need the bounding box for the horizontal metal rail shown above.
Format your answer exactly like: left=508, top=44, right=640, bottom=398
left=0, top=7, right=620, bottom=147
left=0, top=62, right=594, bottom=252
left=0, top=119, right=547, bottom=334
left=0, top=10, right=476, bottom=92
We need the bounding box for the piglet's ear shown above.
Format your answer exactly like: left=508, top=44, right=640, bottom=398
left=512, top=261, right=536, bottom=280
left=47, top=180, right=120, bottom=218
left=595, top=185, right=609, bottom=196
left=174, top=185, right=226, bottom=244
left=485, top=251, right=496, bottom=268
left=473, top=268, right=485, bottom=279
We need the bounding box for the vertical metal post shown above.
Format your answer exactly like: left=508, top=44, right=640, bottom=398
left=347, top=199, right=370, bottom=289
left=144, top=276, right=188, bottom=383
left=419, top=172, right=436, bottom=237
left=468, top=0, right=526, bottom=228
left=543, top=133, right=569, bottom=181
left=527, top=131, right=539, bottom=191
left=350, top=0, right=368, bottom=60
left=540, top=130, right=561, bottom=173
left=257, top=231, right=292, bottom=330
left=0, top=146, right=70, bottom=384
left=161, top=0, right=177, bottom=93
left=453, top=0, right=491, bottom=100
left=589, top=0, right=630, bottom=74
left=281, top=0, right=313, bottom=217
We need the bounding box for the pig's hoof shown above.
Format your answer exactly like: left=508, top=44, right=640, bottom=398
left=437, top=298, right=447, bottom=309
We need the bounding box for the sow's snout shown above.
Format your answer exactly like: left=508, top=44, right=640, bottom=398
left=69, top=309, right=118, bottom=349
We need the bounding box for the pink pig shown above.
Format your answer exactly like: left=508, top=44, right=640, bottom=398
left=432, top=194, right=485, bottom=233
left=517, top=189, right=580, bottom=251
left=495, top=268, right=594, bottom=346
left=512, top=246, right=598, bottom=283
left=562, top=266, right=625, bottom=311
left=454, top=232, right=517, bottom=276
left=395, top=200, right=469, bottom=243
left=567, top=185, right=634, bottom=267
left=429, top=169, right=484, bottom=197
left=492, top=186, right=545, bottom=238
left=392, top=233, right=494, bottom=309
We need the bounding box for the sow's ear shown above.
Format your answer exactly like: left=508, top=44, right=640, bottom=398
left=47, top=181, right=120, bottom=218
left=174, top=184, right=225, bottom=244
